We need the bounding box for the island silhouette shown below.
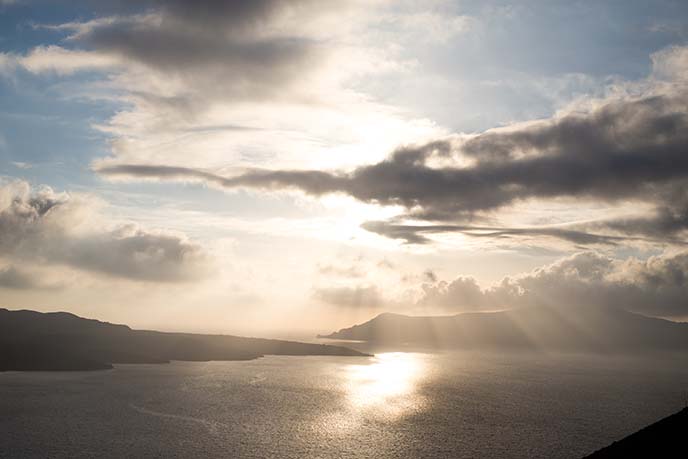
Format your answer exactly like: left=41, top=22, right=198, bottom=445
left=320, top=305, right=688, bottom=352
left=0, top=308, right=368, bottom=371
left=6, top=304, right=688, bottom=372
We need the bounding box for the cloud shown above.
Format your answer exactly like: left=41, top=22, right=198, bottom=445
left=26, top=1, right=358, bottom=108
left=317, top=263, right=364, bottom=278
left=312, top=251, right=688, bottom=317
left=0, top=180, right=208, bottom=282
left=94, top=46, right=688, bottom=247
left=419, top=275, right=491, bottom=311
left=10, top=161, right=32, bottom=170
left=0, top=0, right=452, bottom=206
left=3, top=0, right=444, bottom=178
left=360, top=221, right=637, bottom=246
left=69, top=8, right=317, bottom=102
left=651, top=45, right=688, bottom=83
left=422, top=269, right=437, bottom=282
left=314, top=285, right=383, bottom=308
left=0, top=52, right=18, bottom=76
left=418, top=251, right=688, bottom=318
left=19, top=45, right=121, bottom=75
left=0, top=265, right=54, bottom=290
left=13, top=5, right=688, bottom=252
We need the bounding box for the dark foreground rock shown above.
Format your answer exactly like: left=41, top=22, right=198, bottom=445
left=583, top=407, right=688, bottom=458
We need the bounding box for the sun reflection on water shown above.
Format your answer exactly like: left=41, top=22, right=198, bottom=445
left=345, top=352, right=426, bottom=419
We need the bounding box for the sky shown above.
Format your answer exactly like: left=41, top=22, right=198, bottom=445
left=1, top=0, right=688, bottom=335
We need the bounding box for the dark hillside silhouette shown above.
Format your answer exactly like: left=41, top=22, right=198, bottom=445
left=583, top=407, right=688, bottom=458
left=320, top=305, right=688, bottom=352
left=0, top=308, right=368, bottom=371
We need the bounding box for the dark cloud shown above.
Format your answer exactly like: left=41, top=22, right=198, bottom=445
left=314, top=285, right=382, bottom=308
left=96, top=164, right=348, bottom=195
left=360, top=221, right=657, bottom=246
left=0, top=266, right=52, bottom=290
left=422, top=269, right=438, bottom=283
left=0, top=182, right=208, bottom=282
left=601, top=206, right=688, bottom=239
left=96, top=164, right=234, bottom=185
left=419, top=251, right=688, bottom=318
left=98, top=90, right=688, bottom=245
left=63, top=0, right=324, bottom=105
left=62, top=226, right=208, bottom=282
left=149, top=0, right=310, bottom=30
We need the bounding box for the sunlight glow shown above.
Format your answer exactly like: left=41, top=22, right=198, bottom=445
left=345, top=353, right=426, bottom=419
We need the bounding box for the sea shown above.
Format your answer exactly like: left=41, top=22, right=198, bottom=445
left=2, top=351, right=688, bottom=458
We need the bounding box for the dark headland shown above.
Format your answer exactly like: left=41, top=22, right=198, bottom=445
left=0, top=308, right=369, bottom=371
left=320, top=305, right=688, bottom=352
left=583, top=407, right=688, bottom=458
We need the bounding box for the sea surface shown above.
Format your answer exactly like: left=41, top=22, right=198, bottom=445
left=2, top=351, right=688, bottom=458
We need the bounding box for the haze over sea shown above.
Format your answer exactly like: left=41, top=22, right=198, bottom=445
left=3, top=352, right=688, bottom=459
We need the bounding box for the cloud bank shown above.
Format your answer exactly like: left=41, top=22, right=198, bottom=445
left=57, top=0, right=323, bottom=105
left=0, top=265, right=54, bottom=290
left=98, top=83, right=688, bottom=246
left=0, top=180, right=208, bottom=282
left=89, top=43, right=688, bottom=249
left=418, top=251, right=688, bottom=318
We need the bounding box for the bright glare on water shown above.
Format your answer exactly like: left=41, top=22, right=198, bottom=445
left=346, top=353, right=425, bottom=412
left=3, top=352, right=688, bottom=458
